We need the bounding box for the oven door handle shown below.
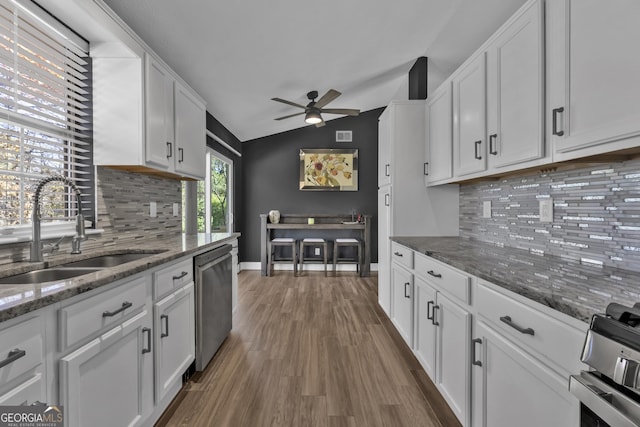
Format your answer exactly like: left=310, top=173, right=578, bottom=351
left=569, top=372, right=640, bottom=427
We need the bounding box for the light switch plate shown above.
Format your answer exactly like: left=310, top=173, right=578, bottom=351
left=149, top=201, right=157, bottom=218
left=173, top=203, right=179, bottom=217
left=483, top=201, right=492, bottom=218
left=540, top=199, right=553, bottom=222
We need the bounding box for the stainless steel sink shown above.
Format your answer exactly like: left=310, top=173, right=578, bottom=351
left=59, top=252, right=159, bottom=268
left=0, top=267, right=103, bottom=285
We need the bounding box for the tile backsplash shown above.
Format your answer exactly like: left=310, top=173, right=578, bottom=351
left=460, top=157, right=640, bottom=272
left=0, top=167, right=182, bottom=265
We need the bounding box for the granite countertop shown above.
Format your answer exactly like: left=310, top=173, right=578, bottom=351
left=0, top=233, right=240, bottom=323
left=391, top=236, right=640, bottom=323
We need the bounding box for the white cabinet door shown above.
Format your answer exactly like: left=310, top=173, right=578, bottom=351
left=391, top=265, right=413, bottom=346
left=426, top=82, right=453, bottom=184
left=472, top=321, right=579, bottom=427
left=453, top=53, right=487, bottom=176
left=0, top=372, right=45, bottom=405
left=435, top=292, right=471, bottom=426
left=60, top=310, right=153, bottom=427
left=487, top=0, right=544, bottom=168
left=378, top=111, right=391, bottom=187
left=413, top=277, right=437, bottom=379
left=145, top=55, right=173, bottom=170
left=154, top=282, right=195, bottom=403
left=377, top=188, right=391, bottom=315
left=174, top=83, right=206, bottom=179
left=549, top=0, right=640, bottom=157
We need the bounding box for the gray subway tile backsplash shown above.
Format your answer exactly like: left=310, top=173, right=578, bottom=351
left=459, top=157, right=640, bottom=272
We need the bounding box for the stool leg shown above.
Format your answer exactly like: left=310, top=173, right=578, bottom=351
left=299, top=241, right=304, bottom=276
left=267, top=242, right=272, bottom=276
left=333, top=242, right=338, bottom=275
left=323, top=243, right=327, bottom=276
left=357, top=243, right=362, bottom=275
left=292, top=242, right=297, bottom=277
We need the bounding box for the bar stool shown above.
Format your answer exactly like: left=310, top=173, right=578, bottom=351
left=333, top=238, right=362, bottom=275
left=268, top=237, right=298, bottom=276
left=299, top=238, right=328, bottom=276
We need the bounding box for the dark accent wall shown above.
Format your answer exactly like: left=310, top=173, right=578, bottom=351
left=408, top=57, right=427, bottom=100
left=240, top=108, right=384, bottom=263
left=206, top=113, right=243, bottom=233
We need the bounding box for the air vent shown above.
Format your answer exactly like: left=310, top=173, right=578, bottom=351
left=336, top=130, right=352, bottom=142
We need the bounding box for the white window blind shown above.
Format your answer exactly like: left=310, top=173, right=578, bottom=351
left=0, top=0, right=92, bottom=227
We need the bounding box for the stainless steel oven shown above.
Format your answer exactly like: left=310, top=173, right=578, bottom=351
left=569, top=303, right=640, bottom=427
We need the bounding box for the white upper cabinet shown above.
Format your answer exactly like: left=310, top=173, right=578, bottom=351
left=453, top=53, right=487, bottom=177
left=145, top=55, right=174, bottom=170
left=486, top=0, right=544, bottom=169
left=174, top=82, right=207, bottom=178
left=425, top=82, right=453, bottom=184
left=548, top=0, right=640, bottom=160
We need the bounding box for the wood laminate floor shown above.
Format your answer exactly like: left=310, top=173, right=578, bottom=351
left=157, top=271, right=461, bottom=427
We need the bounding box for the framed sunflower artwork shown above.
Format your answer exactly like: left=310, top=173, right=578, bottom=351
left=299, top=148, right=358, bottom=191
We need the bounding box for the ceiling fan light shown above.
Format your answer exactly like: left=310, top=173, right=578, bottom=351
left=305, top=110, right=322, bottom=124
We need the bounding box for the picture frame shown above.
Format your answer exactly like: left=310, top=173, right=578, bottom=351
left=299, top=148, right=358, bottom=191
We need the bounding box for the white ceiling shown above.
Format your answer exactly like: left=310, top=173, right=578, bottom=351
left=101, top=0, right=527, bottom=142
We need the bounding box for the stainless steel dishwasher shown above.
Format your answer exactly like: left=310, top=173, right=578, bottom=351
left=194, top=244, right=233, bottom=371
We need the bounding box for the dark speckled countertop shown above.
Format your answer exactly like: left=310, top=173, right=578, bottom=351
left=391, top=236, right=640, bottom=323
left=0, top=233, right=239, bottom=323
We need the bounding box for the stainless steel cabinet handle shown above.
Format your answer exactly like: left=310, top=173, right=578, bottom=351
left=404, top=282, right=410, bottom=298
left=385, top=164, right=390, bottom=177
left=552, top=107, right=565, bottom=136
left=474, top=140, right=482, bottom=160
left=489, top=134, right=498, bottom=155
left=142, top=327, right=151, bottom=354
left=160, top=314, right=169, bottom=338
left=393, top=252, right=403, bottom=257
left=178, top=147, right=184, bottom=162
left=0, top=348, right=26, bottom=369
left=427, top=270, right=442, bottom=278
left=427, top=300, right=434, bottom=320
left=173, top=271, right=188, bottom=281
left=424, top=162, right=429, bottom=176
left=500, top=315, right=535, bottom=336
left=431, top=305, right=440, bottom=326
left=472, top=338, right=482, bottom=366
left=102, top=301, right=132, bottom=317
left=166, top=142, right=172, bottom=158
left=384, top=193, right=390, bottom=206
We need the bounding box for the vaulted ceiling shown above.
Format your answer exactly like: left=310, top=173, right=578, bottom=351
left=102, top=0, right=527, bottom=142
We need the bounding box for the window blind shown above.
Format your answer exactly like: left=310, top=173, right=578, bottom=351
left=0, top=0, right=93, bottom=227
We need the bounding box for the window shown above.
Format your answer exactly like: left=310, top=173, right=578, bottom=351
left=0, top=0, right=92, bottom=228
left=193, top=149, right=233, bottom=233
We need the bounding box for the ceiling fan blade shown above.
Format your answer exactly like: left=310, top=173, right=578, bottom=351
left=320, top=108, right=360, bottom=116
left=271, top=97, right=306, bottom=109
left=274, top=112, right=305, bottom=121
left=315, top=119, right=326, bottom=128
left=314, top=89, right=341, bottom=109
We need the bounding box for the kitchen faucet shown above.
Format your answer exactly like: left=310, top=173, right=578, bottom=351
left=30, top=175, right=86, bottom=262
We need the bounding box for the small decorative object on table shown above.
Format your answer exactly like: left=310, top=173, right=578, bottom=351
left=268, top=210, right=281, bottom=224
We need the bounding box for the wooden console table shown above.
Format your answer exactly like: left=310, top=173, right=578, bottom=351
left=260, top=213, right=372, bottom=277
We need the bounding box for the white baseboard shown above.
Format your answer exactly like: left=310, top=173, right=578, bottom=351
left=240, top=262, right=378, bottom=272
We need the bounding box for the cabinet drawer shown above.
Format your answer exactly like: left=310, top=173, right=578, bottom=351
left=414, top=253, right=470, bottom=305
left=0, top=372, right=44, bottom=405
left=60, top=276, right=150, bottom=350
left=0, top=316, right=43, bottom=387
left=476, top=283, right=586, bottom=374
left=154, top=257, right=193, bottom=299
left=391, top=242, right=413, bottom=269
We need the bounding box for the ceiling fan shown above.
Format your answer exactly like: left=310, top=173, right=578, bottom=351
left=271, top=89, right=360, bottom=127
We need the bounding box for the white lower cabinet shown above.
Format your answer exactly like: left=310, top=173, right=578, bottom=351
left=60, top=310, right=153, bottom=427
left=391, top=264, right=413, bottom=346
left=0, top=315, right=46, bottom=405
left=154, top=282, right=195, bottom=403
left=414, top=276, right=471, bottom=426
left=472, top=320, right=579, bottom=427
